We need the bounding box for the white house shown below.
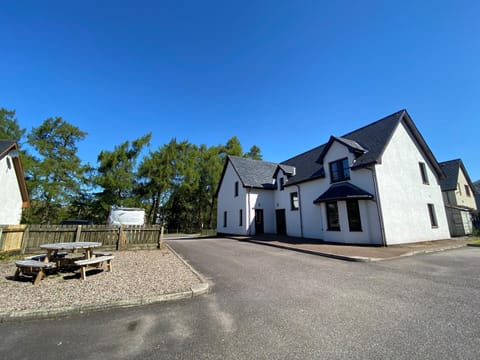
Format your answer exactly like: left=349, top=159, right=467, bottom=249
left=0, top=140, right=29, bottom=225
left=216, top=110, right=451, bottom=245
left=438, top=159, right=477, bottom=236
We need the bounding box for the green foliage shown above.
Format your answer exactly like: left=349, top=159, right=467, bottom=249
left=0, top=108, right=25, bottom=141
left=94, top=134, right=151, bottom=216
left=245, top=145, right=262, bottom=160
left=25, top=117, right=88, bottom=224
left=222, top=136, right=243, bottom=157
left=3, top=104, right=262, bottom=229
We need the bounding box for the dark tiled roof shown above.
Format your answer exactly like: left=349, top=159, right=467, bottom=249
left=313, top=183, right=374, bottom=203
left=283, top=109, right=443, bottom=186
left=474, top=180, right=480, bottom=193
left=0, top=139, right=16, bottom=157
left=228, top=156, right=278, bottom=189
left=439, top=159, right=461, bottom=191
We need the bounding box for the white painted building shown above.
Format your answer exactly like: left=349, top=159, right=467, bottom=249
left=216, top=110, right=451, bottom=245
left=439, top=159, right=477, bottom=236
left=0, top=140, right=29, bottom=225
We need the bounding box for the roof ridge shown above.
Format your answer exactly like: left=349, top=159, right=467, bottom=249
left=340, top=109, right=406, bottom=138
left=282, top=109, right=405, bottom=164
left=439, top=158, right=462, bottom=165
left=229, top=155, right=280, bottom=167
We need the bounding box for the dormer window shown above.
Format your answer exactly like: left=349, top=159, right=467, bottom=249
left=329, top=158, right=350, bottom=183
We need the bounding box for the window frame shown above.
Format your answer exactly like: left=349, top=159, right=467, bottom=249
left=427, top=204, right=438, bottom=228
left=419, top=162, right=429, bottom=185
left=329, top=158, right=350, bottom=183
left=326, top=201, right=341, bottom=231
left=280, top=177, right=285, bottom=191
left=290, top=192, right=299, bottom=211
left=346, top=200, right=362, bottom=232
left=465, top=185, right=471, bottom=197
left=234, top=181, right=239, bottom=197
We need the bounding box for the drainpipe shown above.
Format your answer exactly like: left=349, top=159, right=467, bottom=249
left=296, top=184, right=304, bottom=238
left=247, top=187, right=252, bottom=236
left=368, top=166, right=387, bottom=247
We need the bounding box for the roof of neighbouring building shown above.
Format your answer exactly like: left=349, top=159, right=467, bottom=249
left=439, top=159, right=475, bottom=192
left=313, top=183, right=374, bottom=203
left=0, top=139, right=17, bottom=157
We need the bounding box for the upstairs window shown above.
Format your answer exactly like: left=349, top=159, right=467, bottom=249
left=290, top=192, right=299, bottom=211
left=465, top=185, right=471, bottom=197
left=234, top=181, right=239, bottom=197
left=280, top=177, right=285, bottom=191
left=419, top=162, right=429, bottom=184
left=329, top=158, right=350, bottom=183
left=427, top=204, right=438, bottom=228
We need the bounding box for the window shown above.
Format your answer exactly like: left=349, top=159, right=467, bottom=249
left=346, top=200, right=362, bottom=231
left=234, top=181, right=239, bottom=197
left=290, top=192, right=299, bottom=210
left=329, top=158, right=350, bottom=183
left=239, top=209, right=243, bottom=226
left=465, top=185, right=471, bottom=197
left=326, top=201, right=340, bottom=231
left=457, top=183, right=462, bottom=195
left=280, top=177, right=285, bottom=191
left=223, top=211, right=227, bottom=227
left=427, top=204, right=438, bottom=228
left=419, top=162, right=429, bottom=184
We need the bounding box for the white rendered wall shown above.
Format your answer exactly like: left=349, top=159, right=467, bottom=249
left=273, top=171, right=302, bottom=237
left=216, top=162, right=248, bottom=235
left=247, top=189, right=275, bottom=234
left=0, top=155, right=23, bottom=225
left=375, top=121, right=450, bottom=244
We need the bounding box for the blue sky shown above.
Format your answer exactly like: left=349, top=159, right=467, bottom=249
left=1, top=1, right=479, bottom=180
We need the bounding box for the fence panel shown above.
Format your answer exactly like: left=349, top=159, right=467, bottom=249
left=12, top=224, right=165, bottom=254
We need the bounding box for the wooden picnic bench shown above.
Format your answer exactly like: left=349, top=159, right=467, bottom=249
left=74, top=255, right=114, bottom=280
left=14, top=260, right=56, bottom=285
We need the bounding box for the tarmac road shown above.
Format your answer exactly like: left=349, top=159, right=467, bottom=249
left=1, top=237, right=480, bottom=359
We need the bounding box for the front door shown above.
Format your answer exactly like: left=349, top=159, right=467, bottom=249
left=276, top=209, right=286, bottom=235
left=255, top=209, right=264, bottom=234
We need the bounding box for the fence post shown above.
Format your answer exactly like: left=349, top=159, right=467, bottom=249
left=116, top=225, right=126, bottom=250
left=21, top=225, right=29, bottom=255
left=75, top=225, right=82, bottom=242
left=157, top=225, right=164, bottom=249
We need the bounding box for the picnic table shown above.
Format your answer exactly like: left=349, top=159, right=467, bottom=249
left=40, top=242, right=102, bottom=262
left=14, top=242, right=113, bottom=284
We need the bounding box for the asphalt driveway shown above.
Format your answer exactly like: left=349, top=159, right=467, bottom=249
left=1, top=237, right=480, bottom=359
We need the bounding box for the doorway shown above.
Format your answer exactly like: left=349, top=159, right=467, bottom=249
left=276, top=209, right=286, bottom=235
left=255, top=209, right=264, bottom=234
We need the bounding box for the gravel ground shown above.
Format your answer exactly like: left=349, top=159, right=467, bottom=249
left=0, top=248, right=202, bottom=313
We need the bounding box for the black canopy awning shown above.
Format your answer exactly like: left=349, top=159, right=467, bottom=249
left=313, top=183, right=374, bottom=204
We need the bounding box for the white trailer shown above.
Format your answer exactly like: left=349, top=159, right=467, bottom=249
left=107, top=207, right=145, bottom=226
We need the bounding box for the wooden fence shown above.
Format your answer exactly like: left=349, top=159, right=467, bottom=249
left=0, top=224, right=165, bottom=254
